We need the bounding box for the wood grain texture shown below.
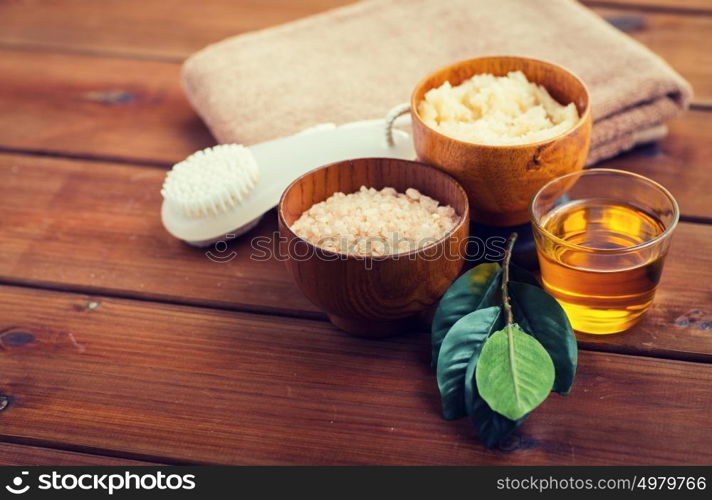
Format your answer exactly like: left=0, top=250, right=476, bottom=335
left=0, top=152, right=710, bottom=359
left=0, top=2, right=708, bottom=106
left=0, top=0, right=710, bottom=467
left=0, top=98, right=707, bottom=220
left=599, top=110, right=712, bottom=223
left=0, top=10, right=709, bottom=165
left=0, top=0, right=356, bottom=60
left=592, top=7, right=712, bottom=106
left=0, top=152, right=319, bottom=317
left=0, top=48, right=214, bottom=165
left=411, top=56, right=592, bottom=226
left=1, top=285, right=711, bottom=465
left=278, top=158, right=470, bottom=336
left=0, top=443, right=158, bottom=466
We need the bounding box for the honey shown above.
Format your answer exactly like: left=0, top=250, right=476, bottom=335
left=536, top=198, right=667, bottom=334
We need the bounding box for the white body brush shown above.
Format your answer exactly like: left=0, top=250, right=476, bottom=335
left=161, top=115, right=414, bottom=246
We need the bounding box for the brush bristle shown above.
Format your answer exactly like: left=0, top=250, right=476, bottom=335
left=161, top=144, right=260, bottom=218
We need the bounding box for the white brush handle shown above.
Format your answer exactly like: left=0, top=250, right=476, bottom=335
left=162, top=119, right=416, bottom=244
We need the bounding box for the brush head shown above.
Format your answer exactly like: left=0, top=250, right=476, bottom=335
left=160, top=144, right=263, bottom=246
left=161, top=144, right=260, bottom=218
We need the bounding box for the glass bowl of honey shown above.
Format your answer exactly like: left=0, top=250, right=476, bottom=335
left=530, top=168, right=679, bottom=334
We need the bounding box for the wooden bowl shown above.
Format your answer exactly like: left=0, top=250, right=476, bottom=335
left=411, top=56, right=592, bottom=226
left=278, top=158, right=470, bottom=337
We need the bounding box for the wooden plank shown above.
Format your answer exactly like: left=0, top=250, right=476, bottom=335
left=0, top=285, right=710, bottom=465
left=598, top=110, right=712, bottom=223
left=0, top=5, right=709, bottom=111
left=1, top=151, right=711, bottom=360
left=0, top=78, right=708, bottom=218
left=591, top=7, right=712, bottom=106
left=0, top=8, right=709, bottom=164
left=0, top=49, right=214, bottom=166
left=0, top=0, right=355, bottom=60
left=0, top=442, right=157, bottom=466
left=580, top=221, right=712, bottom=362
left=0, top=152, right=318, bottom=317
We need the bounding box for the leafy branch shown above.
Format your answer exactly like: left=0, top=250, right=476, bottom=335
left=433, top=233, right=577, bottom=447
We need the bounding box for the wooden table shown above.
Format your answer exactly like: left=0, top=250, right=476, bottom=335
left=0, top=0, right=710, bottom=466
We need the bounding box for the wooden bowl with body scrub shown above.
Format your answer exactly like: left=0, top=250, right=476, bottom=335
left=411, top=56, right=592, bottom=226
left=278, top=158, right=469, bottom=337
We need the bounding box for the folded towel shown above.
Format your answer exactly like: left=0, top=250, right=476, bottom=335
left=182, top=0, right=692, bottom=166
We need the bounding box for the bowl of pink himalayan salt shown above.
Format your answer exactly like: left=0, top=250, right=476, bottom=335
left=278, top=157, right=470, bottom=337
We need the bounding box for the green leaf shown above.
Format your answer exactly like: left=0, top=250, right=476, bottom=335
left=461, top=264, right=541, bottom=447
left=464, top=347, right=525, bottom=448
left=436, top=306, right=501, bottom=420
left=476, top=324, right=555, bottom=421
left=509, top=281, right=577, bottom=395
left=508, top=262, right=542, bottom=288
left=431, top=263, right=501, bottom=365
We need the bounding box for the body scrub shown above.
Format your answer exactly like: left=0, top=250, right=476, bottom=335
left=418, top=71, right=579, bottom=145
left=290, top=186, right=459, bottom=256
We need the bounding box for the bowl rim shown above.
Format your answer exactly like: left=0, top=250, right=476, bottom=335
left=277, top=157, right=470, bottom=260
left=410, top=55, right=592, bottom=150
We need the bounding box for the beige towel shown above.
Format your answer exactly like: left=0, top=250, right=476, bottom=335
left=182, top=0, right=692, bottom=166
